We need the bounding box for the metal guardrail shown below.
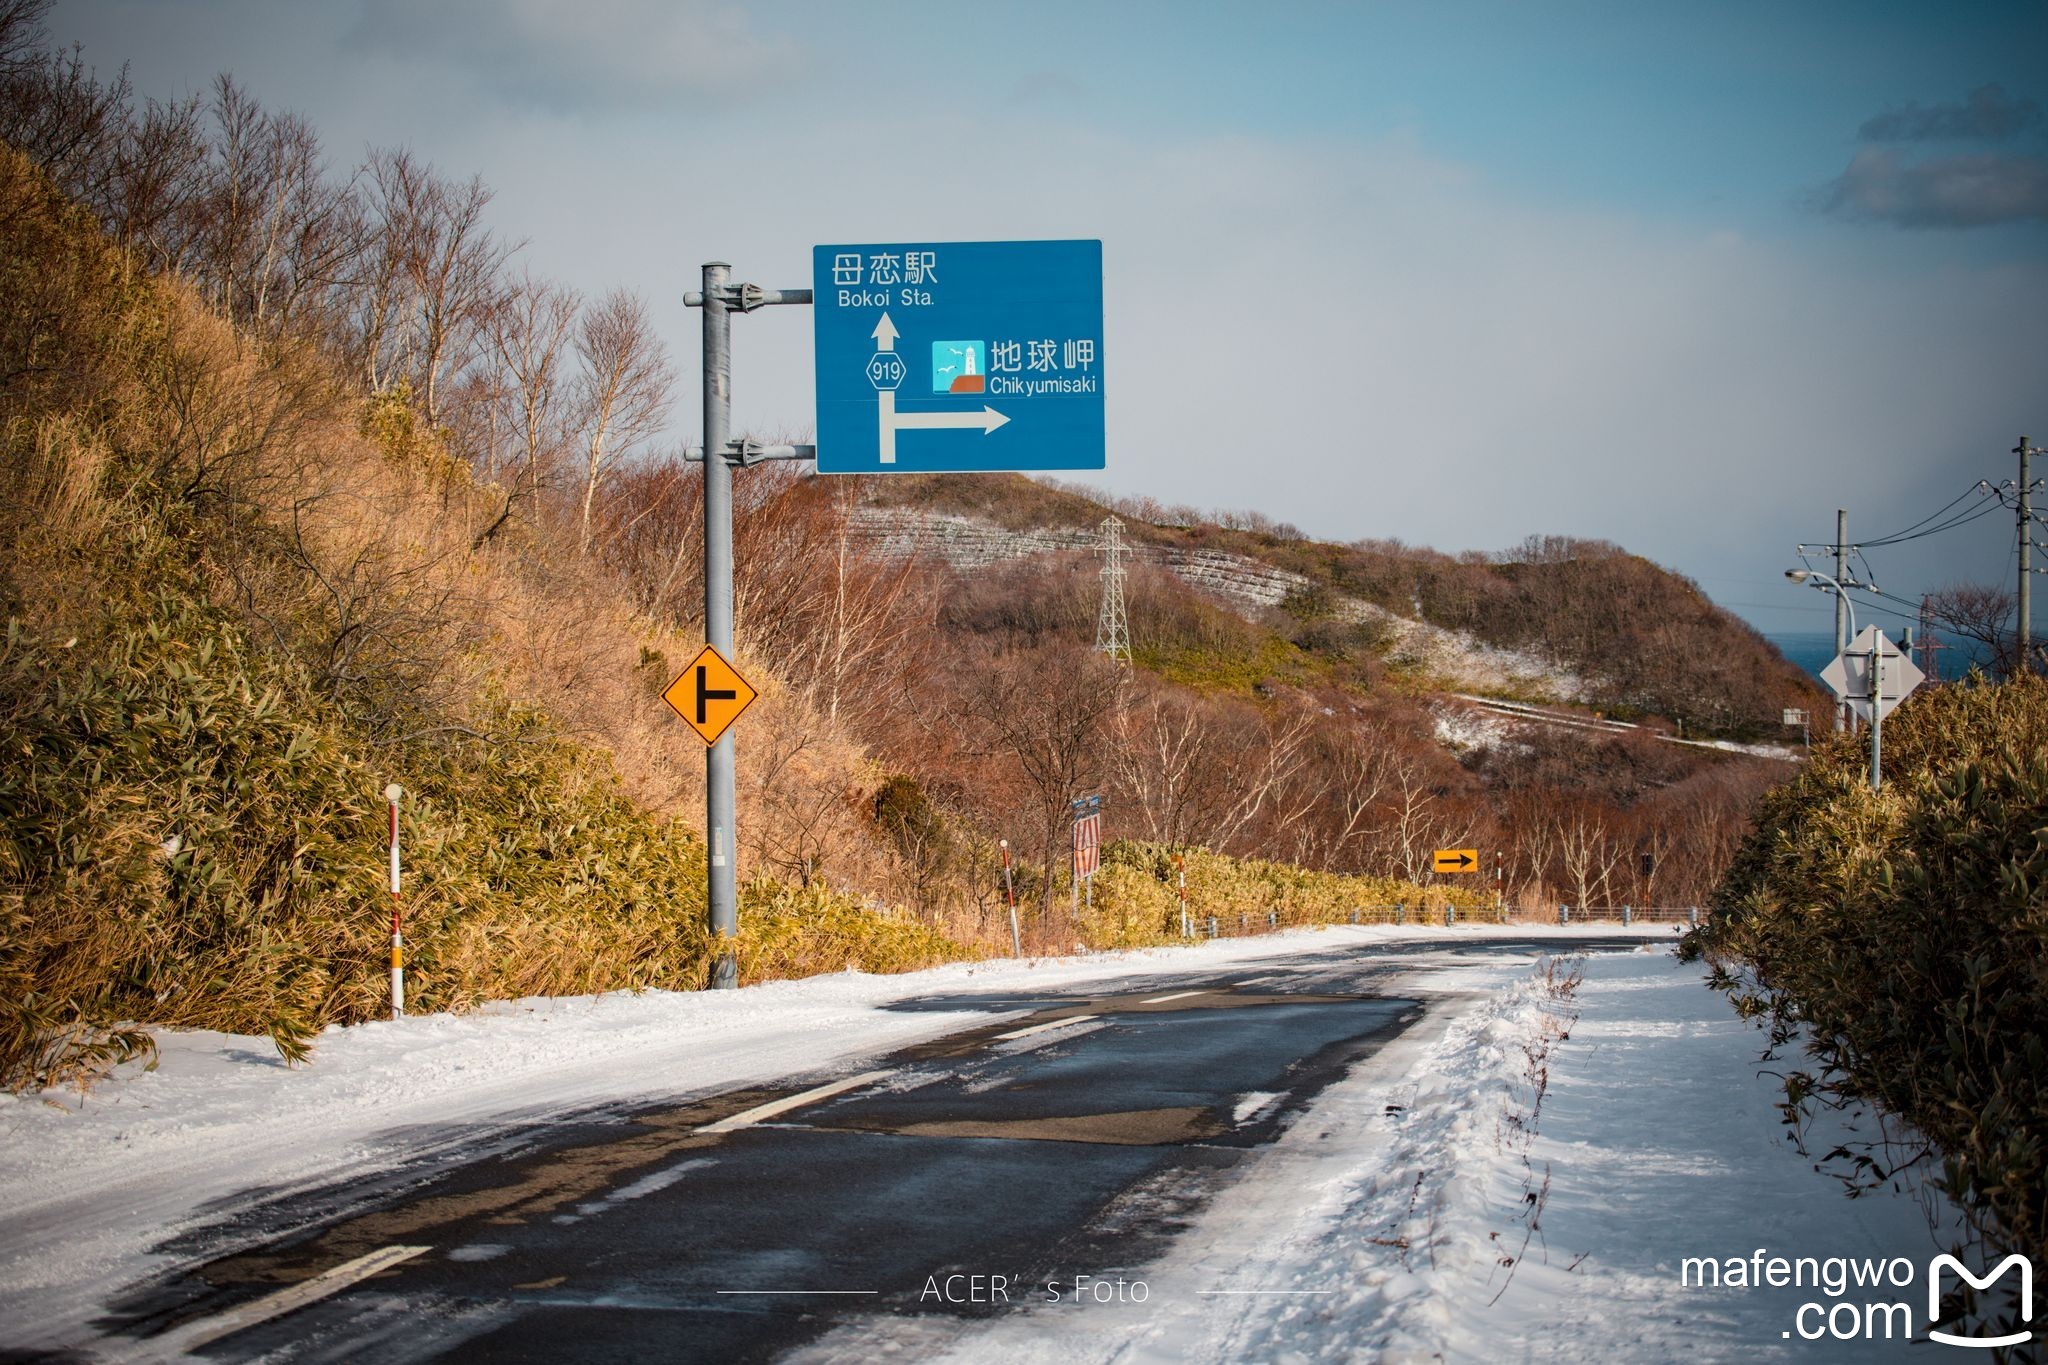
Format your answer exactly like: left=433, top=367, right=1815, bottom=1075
left=1180, top=902, right=1706, bottom=940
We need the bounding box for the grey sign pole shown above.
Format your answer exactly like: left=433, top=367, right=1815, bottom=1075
left=685, top=264, right=814, bottom=989
left=702, top=262, right=738, bottom=988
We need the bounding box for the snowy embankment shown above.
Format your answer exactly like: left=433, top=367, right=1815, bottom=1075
left=1212, top=950, right=1955, bottom=1362
left=0, top=923, right=1645, bottom=1349
left=858, top=950, right=1955, bottom=1364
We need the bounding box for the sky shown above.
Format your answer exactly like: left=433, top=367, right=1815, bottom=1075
left=40, top=0, right=2048, bottom=635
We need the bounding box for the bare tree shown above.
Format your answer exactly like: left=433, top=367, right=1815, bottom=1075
left=352, top=149, right=510, bottom=427
left=1106, top=682, right=1217, bottom=846
left=1105, top=684, right=1318, bottom=856
left=1376, top=748, right=1443, bottom=882
left=472, top=269, right=579, bottom=548
left=1923, top=582, right=2031, bottom=677
left=784, top=478, right=930, bottom=735
left=958, top=643, right=1120, bottom=912
left=1554, top=798, right=1626, bottom=911
left=408, top=168, right=502, bottom=431
left=573, top=288, right=673, bottom=554
left=1208, top=703, right=1319, bottom=852
left=0, top=8, right=131, bottom=215
left=1288, top=717, right=1397, bottom=871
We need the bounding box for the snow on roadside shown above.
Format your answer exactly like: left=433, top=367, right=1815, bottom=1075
left=0, top=923, right=1655, bottom=1351
left=868, top=950, right=1954, bottom=1364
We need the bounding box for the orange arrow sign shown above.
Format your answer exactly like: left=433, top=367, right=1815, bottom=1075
left=1433, top=848, right=1479, bottom=873
left=662, top=645, right=760, bottom=746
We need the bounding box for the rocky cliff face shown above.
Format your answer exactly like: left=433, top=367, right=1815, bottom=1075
left=847, top=507, right=1589, bottom=701
left=846, top=509, right=1310, bottom=608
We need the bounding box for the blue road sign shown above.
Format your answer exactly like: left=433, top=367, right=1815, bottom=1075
left=812, top=240, right=1105, bottom=474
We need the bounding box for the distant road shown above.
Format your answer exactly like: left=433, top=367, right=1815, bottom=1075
left=1448, top=694, right=1802, bottom=761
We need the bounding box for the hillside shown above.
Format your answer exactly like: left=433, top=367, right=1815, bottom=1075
left=0, top=140, right=976, bottom=1086
left=859, top=473, right=1822, bottom=737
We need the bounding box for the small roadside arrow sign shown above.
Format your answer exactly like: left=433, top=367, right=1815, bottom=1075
left=662, top=645, right=759, bottom=746
left=1433, top=848, right=1479, bottom=874
left=1818, top=627, right=1924, bottom=723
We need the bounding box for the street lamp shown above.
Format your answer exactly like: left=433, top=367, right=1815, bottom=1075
left=1785, top=567, right=1858, bottom=640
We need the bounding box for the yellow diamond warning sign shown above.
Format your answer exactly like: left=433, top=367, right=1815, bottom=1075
left=663, top=644, right=759, bottom=746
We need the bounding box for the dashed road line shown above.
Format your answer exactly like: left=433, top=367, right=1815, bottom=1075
left=1142, top=990, right=1206, bottom=1004
left=715, top=1289, right=880, bottom=1296
left=136, top=1245, right=430, bottom=1356
left=992, top=1014, right=1100, bottom=1042
left=697, top=1070, right=894, bottom=1134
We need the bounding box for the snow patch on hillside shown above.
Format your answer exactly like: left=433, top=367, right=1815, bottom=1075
left=1431, top=698, right=1524, bottom=755
left=851, top=507, right=1589, bottom=703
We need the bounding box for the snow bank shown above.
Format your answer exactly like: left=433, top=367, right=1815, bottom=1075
left=872, top=950, right=1955, bottom=1364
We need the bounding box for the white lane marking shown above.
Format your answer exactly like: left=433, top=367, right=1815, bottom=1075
left=145, top=1245, right=430, bottom=1354
left=1197, top=1289, right=1334, bottom=1296
left=1233, top=1090, right=1283, bottom=1123
left=697, top=1070, right=893, bottom=1133
left=1142, top=990, right=1206, bottom=1004
left=715, top=1289, right=880, bottom=1295
left=993, top=1014, right=1099, bottom=1041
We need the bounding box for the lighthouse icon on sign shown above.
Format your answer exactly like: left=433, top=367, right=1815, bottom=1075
left=932, top=341, right=985, bottom=394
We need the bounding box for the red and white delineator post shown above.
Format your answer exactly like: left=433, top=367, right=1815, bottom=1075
left=385, top=782, right=404, bottom=1019
left=1176, top=854, right=1190, bottom=938
left=999, top=839, right=1021, bottom=958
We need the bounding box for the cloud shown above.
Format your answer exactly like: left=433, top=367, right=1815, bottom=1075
left=1007, top=71, right=1089, bottom=107
left=1858, top=84, right=2042, bottom=143
left=1820, top=146, right=2048, bottom=228
left=600, top=112, right=2037, bottom=616
left=345, top=0, right=803, bottom=110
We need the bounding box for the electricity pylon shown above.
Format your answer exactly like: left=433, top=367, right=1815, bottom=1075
left=1095, top=515, right=1130, bottom=665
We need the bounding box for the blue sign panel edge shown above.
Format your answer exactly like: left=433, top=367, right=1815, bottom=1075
left=810, top=240, right=1106, bottom=476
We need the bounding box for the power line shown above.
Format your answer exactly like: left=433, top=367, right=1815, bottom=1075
left=1857, top=484, right=1990, bottom=546
left=1860, top=495, right=2003, bottom=547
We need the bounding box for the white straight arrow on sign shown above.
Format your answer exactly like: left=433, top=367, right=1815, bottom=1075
left=870, top=312, right=1009, bottom=463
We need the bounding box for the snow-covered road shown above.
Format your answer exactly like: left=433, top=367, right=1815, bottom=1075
left=0, top=927, right=1964, bottom=1362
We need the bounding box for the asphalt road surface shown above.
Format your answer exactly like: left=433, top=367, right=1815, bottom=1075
left=79, top=937, right=1638, bottom=1363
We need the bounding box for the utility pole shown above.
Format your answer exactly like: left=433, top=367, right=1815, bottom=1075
left=1833, top=509, right=1851, bottom=731
left=683, top=264, right=813, bottom=989
left=1918, top=596, right=1940, bottom=683
left=1833, top=509, right=1850, bottom=657
left=1095, top=515, right=1131, bottom=664
left=2019, top=436, right=2035, bottom=674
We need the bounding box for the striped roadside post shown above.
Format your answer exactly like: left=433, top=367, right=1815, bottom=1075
left=386, top=783, right=404, bottom=1019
